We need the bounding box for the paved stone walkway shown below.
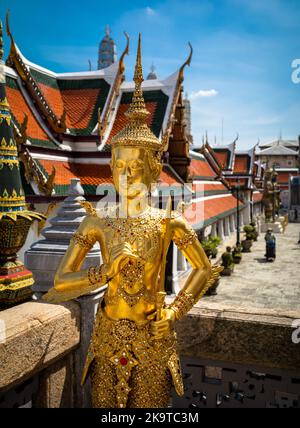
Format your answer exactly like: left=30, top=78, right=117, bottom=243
left=193, top=223, right=300, bottom=319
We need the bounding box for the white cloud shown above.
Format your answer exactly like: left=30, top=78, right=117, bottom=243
left=190, top=89, right=218, bottom=99
left=145, top=7, right=156, bottom=16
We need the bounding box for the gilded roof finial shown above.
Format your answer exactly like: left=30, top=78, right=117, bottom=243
left=0, top=21, right=3, bottom=62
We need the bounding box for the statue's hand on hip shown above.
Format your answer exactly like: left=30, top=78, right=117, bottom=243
left=148, top=308, right=176, bottom=340
left=105, top=242, right=138, bottom=280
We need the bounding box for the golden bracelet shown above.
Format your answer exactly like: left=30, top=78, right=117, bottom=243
left=169, top=290, right=195, bottom=321
left=173, top=228, right=197, bottom=250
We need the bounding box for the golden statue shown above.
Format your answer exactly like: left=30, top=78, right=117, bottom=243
left=44, top=35, right=218, bottom=408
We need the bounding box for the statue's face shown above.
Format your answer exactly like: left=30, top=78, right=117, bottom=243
left=111, top=147, right=154, bottom=199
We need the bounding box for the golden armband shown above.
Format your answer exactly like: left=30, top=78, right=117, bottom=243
left=72, top=232, right=95, bottom=250
left=173, top=228, right=197, bottom=250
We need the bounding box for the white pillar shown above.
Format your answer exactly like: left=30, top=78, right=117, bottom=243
left=211, top=223, right=217, bottom=238
left=177, top=249, right=187, bottom=271
left=224, top=217, right=230, bottom=236
left=218, top=219, right=225, bottom=241
left=244, top=203, right=251, bottom=225
left=172, top=244, right=178, bottom=277
left=240, top=210, right=244, bottom=228
left=230, top=215, right=235, bottom=233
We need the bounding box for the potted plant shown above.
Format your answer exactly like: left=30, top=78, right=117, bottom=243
left=232, top=245, right=242, bottom=264
left=201, top=239, right=214, bottom=259
left=221, top=246, right=235, bottom=276
left=201, top=236, right=221, bottom=259
left=210, top=236, right=222, bottom=259
left=250, top=222, right=259, bottom=241
left=242, top=225, right=254, bottom=252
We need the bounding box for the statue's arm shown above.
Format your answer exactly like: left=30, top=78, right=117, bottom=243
left=43, top=215, right=107, bottom=302
left=168, top=216, right=216, bottom=320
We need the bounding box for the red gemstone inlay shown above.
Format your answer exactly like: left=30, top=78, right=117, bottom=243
left=120, top=357, right=128, bottom=366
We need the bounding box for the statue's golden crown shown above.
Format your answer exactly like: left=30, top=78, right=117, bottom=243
left=111, top=34, right=163, bottom=152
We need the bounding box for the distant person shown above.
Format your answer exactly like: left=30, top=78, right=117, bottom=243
left=265, top=229, right=276, bottom=262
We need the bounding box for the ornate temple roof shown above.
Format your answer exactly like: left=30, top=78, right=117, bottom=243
left=1, top=16, right=247, bottom=228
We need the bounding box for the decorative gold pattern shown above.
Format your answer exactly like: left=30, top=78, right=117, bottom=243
left=20, top=149, right=56, bottom=196
left=88, top=264, right=108, bottom=286
left=79, top=201, right=97, bottom=217
left=87, top=309, right=182, bottom=408
left=72, top=232, right=95, bottom=250
left=169, top=290, right=195, bottom=321
left=172, top=226, right=197, bottom=250
left=195, top=264, right=224, bottom=301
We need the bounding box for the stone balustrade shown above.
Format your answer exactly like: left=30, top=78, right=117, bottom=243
left=0, top=301, right=81, bottom=408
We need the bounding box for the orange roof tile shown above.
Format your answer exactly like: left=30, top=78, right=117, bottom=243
left=6, top=86, right=49, bottom=141
left=184, top=195, right=240, bottom=226
left=61, top=89, right=100, bottom=129
left=234, top=156, right=249, bottom=174
left=189, top=159, right=216, bottom=178
left=214, top=151, right=229, bottom=169
left=159, top=168, right=180, bottom=185
left=38, top=159, right=112, bottom=186
left=38, top=83, right=65, bottom=118
left=277, top=171, right=298, bottom=183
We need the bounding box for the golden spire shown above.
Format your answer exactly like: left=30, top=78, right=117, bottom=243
left=125, top=33, right=149, bottom=122
left=111, top=34, right=162, bottom=151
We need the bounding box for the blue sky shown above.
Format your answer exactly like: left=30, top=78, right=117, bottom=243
left=1, top=0, right=300, bottom=150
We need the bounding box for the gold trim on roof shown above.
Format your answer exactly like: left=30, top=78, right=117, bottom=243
left=0, top=210, right=46, bottom=222
left=0, top=97, right=10, bottom=112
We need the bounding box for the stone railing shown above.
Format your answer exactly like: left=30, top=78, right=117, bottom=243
left=1, top=294, right=299, bottom=408
left=0, top=301, right=80, bottom=408
left=173, top=306, right=300, bottom=408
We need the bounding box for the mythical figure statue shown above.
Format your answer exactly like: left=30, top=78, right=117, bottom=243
left=44, top=35, right=220, bottom=408
left=262, top=167, right=280, bottom=222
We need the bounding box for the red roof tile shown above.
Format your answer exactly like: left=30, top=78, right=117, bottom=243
left=189, top=159, right=216, bottom=178
left=6, top=86, right=49, bottom=141
left=234, top=156, right=249, bottom=174
left=61, top=89, right=100, bottom=129
left=37, top=84, right=101, bottom=130
left=184, top=195, right=240, bottom=226
left=213, top=151, right=229, bottom=169
left=277, top=171, right=298, bottom=184
left=38, top=83, right=65, bottom=118
left=39, top=159, right=112, bottom=186
left=159, top=167, right=181, bottom=185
